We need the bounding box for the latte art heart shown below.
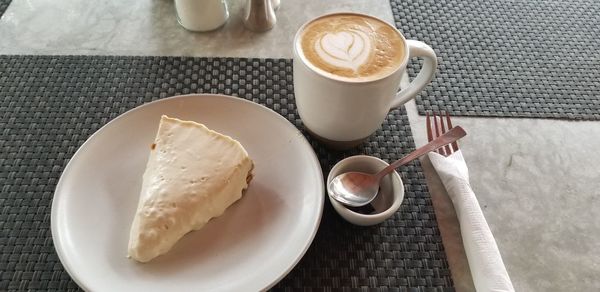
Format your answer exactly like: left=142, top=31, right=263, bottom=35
left=315, top=29, right=372, bottom=71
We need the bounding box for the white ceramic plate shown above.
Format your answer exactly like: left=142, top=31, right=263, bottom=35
left=51, top=94, right=324, bottom=291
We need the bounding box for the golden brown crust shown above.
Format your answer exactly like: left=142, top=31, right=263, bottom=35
left=245, top=161, right=254, bottom=184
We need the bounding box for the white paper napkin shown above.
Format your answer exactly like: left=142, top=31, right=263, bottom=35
left=428, top=150, right=515, bottom=292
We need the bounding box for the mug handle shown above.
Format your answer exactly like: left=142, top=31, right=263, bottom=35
left=391, top=40, right=437, bottom=108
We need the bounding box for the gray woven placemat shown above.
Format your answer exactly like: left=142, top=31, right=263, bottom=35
left=0, top=55, right=453, bottom=291
left=391, top=0, right=600, bottom=120
left=0, top=0, right=11, bottom=17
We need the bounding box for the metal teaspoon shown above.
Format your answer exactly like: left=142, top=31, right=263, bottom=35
left=328, top=126, right=467, bottom=207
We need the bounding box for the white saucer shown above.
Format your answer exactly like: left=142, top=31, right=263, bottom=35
left=51, top=94, right=324, bottom=291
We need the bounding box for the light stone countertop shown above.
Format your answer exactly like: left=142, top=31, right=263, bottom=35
left=0, top=0, right=394, bottom=57
left=3, top=0, right=600, bottom=291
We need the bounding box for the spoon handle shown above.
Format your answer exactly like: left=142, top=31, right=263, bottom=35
left=374, top=126, right=467, bottom=180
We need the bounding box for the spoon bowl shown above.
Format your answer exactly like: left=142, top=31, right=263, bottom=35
left=327, top=171, right=381, bottom=207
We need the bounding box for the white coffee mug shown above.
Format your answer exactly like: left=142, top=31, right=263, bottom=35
left=293, top=12, right=437, bottom=148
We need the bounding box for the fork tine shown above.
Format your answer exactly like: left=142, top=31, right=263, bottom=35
left=440, top=111, right=453, bottom=155
left=445, top=111, right=459, bottom=152
left=433, top=113, right=446, bottom=156
left=426, top=112, right=433, bottom=142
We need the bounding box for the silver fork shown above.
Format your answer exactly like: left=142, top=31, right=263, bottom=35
left=426, top=111, right=460, bottom=157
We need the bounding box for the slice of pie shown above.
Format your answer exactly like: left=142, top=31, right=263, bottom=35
left=128, top=115, right=254, bottom=263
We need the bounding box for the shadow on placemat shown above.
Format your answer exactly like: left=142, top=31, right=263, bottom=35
left=0, top=55, right=453, bottom=291
left=391, top=0, right=600, bottom=120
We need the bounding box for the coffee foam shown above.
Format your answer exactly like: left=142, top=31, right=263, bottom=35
left=315, top=27, right=372, bottom=72
left=299, top=14, right=405, bottom=81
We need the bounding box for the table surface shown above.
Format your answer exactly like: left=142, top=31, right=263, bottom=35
left=2, top=0, right=600, bottom=291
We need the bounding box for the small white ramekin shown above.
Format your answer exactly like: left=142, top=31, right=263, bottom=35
left=327, top=155, right=404, bottom=226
